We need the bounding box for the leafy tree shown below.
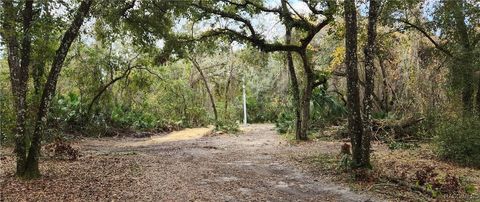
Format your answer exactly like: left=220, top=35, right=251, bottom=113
left=1, top=0, right=93, bottom=179
left=388, top=0, right=480, bottom=114
left=187, top=0, right=335, bottom=140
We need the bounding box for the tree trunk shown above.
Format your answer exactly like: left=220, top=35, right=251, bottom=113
left=477, top=79, right=480, bottom=115
left=23, top=0, right=93, bottom=179
left=285, top=27, right=303, bottom=140
left=361, top=0, right=379, bottom=169
left=378, top=58, right=389, bottom=114
left=344, top=0, right=365, bottom=168
left=224, top=66, right=234, bottom=116
left=299, top=50, right=314, bottom=140
left=281, top=0, right=304, bottom=140
left=1, top=0, right=33, bottom=177
left=190, top=57, right=218, bottom=127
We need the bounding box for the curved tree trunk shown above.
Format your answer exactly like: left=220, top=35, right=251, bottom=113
left=86, top=66, right=134, bottom=118
left=190, top=57, right=218, bottom=127
left=24, top=0, right=93, bottom=179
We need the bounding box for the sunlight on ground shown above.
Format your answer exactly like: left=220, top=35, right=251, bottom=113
left=151, top=127, right=214, bottom=143
left=123, top=126, right=214, bottom=147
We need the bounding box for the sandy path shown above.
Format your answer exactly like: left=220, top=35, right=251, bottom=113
left=0, top=124, right=379, bottom=201
left=121, top=126, right=214, bottom=147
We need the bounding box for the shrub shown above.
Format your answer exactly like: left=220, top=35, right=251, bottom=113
left=435, top=116, right=480, bottom=167
left=275, top=111, right=295, bottom=134
left=311, top=87, right=346, bottom=128
left=246, top=93, right=281, bottom=123
left=50, top=92, right=84, bottom=130
left=110, top=105, right=158, bottom=130
left=216, top=119, right=240, bottom=133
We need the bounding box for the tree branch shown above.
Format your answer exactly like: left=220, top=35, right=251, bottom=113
left=192, top=1, right=257, bottom=37
left=395, top=18, right=455, bottom=59
left=86, top=64, right=137, bottom=116
left=199, top=28, right=302, bottom=52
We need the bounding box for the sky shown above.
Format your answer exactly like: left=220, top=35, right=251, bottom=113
left=0, top=0, right=445, bottom=58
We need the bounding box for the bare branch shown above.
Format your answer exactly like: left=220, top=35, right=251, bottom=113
left=192, top=1, right=257, bottom=37
left=395, top=18, right=455, bottom=58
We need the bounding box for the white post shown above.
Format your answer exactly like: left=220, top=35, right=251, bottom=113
left=242, top=76, right=247, bottom=125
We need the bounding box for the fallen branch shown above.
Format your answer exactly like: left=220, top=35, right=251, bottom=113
left=372, top=117, right=425, bottom=139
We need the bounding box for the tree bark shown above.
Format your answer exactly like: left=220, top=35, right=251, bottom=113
left=23, top=0, right=93, bottom=179
left=299, top=50, right=314, bottom=140
left=344, top=0, right=365, bottom=168
left=281, top=0, right=303, bottom=140
left=285, top=27, right=303, bottom=140
left=1, top=0, right=34, bottom=177
left=462, top=83, right=474, bottom=112
left=361, top=0, right=379, bottom=168
left=378, top=57, right=389, bottom=114
left=224, top=65, right=234, bottom=115
left=477, top=79, right=480, bottom=115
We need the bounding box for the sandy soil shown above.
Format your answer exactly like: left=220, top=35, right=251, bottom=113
left=0, top=124, right=379, bottom=201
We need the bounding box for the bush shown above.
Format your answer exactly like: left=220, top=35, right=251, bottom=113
left=216, top=119, right=239, bottom=133
left=246, top=93, right=281, bottom=123
left=110, top=105, right=158, bottom=130
left=275, top=87, right=345, bottom=135
left=435, top=116, right=480, bottom=167
left=311, top=87, right=346, bottom=128
left=275, top=110, right=295, bottom=134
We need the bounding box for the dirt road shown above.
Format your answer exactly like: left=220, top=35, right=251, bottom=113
left=0, top=124, right=378, bottom=201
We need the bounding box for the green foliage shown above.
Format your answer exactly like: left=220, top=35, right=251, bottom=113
left=339, top=154, right=352, bottom=171
left=435, top=116, right=480, bottom=167
left=275, top=86, right=345, bottom=135
left=246, top=94, right=280, bottom=123
left=215, top=119, right=239, bottom=134
left=0, top=63, right=14, bottom=144
left=275, top=110, right=295, bottom=134
left=311, top=86, right=346, bottom=128
left=50, top=93, right=84, bottom=129
left=464, top=182, right=476, bottom=195
left=0, top=91, right=14, bottom=145
left=110, top=106, right=157, bottom=130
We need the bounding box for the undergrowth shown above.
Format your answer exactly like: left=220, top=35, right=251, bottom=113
left=301, top=148, right=479, bottom=201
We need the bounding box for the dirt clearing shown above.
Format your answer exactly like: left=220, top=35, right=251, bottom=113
left=1, top=124, right=378, bottom=201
